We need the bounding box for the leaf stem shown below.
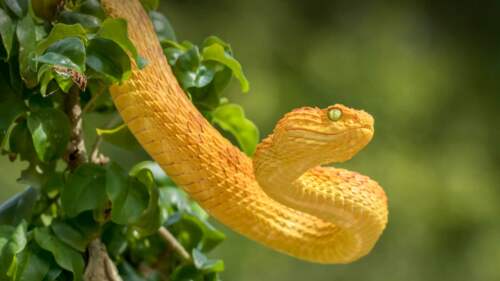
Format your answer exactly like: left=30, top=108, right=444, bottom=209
left=158, top=226, right=191, bottom=262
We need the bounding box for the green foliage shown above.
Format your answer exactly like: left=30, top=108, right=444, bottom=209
left=0, top=0, right=255, bottom=280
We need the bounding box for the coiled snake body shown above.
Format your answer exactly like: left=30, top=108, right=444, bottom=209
left=102, top=0, right=388, bottom=264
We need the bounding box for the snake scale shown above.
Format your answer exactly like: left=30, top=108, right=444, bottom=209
left=102, top=0, right=388, bottom=264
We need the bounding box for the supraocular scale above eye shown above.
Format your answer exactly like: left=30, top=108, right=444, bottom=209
left=328, top=108, right=342, bottom=121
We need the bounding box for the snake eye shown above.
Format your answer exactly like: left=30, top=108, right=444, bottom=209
left=327, top=108, right=342, bottom=121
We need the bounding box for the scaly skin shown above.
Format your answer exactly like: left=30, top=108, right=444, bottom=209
left=101, top=0, right=388, bottom=264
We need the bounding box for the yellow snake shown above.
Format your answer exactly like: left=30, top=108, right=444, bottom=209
left=102, top=0, right=388, bottom=264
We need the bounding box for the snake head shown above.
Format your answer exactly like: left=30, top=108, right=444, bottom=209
left=269, top=104, right=374, bottom=163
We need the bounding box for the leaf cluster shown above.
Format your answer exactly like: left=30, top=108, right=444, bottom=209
left=0, top=0, right=257, bottom=280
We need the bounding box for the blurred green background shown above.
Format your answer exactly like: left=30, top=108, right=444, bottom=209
left=2, top=0, right=500, bottom=280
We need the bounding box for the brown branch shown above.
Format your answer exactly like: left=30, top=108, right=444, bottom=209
left=64, top=86, right=88, bottom=170
left=63, top=86, right=122, bottom=281
left=84, top=239, right=123, bottom=281
left=158, top=227, right=191, bottom=262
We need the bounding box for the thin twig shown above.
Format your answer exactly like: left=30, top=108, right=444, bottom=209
left=82, top=86, right=105, bottom=114
left=158, top=227, right=191, bottom=262
left=88, top=113, right=122, bottom=163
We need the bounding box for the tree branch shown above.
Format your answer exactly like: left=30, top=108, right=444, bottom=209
left=63, top=86, right=122, bottom=281
left=64, top=86, right=87, bottom=170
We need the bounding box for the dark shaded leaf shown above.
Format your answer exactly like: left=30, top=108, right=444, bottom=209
left=36, top=24, right=87, bottom=55
left=33, top=227, right=84, bottom=281
left=9, top=120, right=36, bottom=161
left=149, top=11, right=176, bottom=42
left=37, top=37, right=86, bottom=71
left=0, top=71, right=26, bottom=144
left=58, top=11, right=101, bottom=32
left=51, top=213, right=100, bottom=252
left=13, top=243, right=52, bottom=281
left=106, top=162, right=149, bottom=225
left=97, top=18, right=146, bottom=68
left=0, top=8, right=16, bottom=60
left=27, top=108, right=71, bottom=162
left=16, top=15, right=37, bottom=88
left=4, top=0, right=28, bottom=18
left=78, top=0, right=105, bottom=19
left=0, top=187, right=38, bottom=225
left=0, top=222, right=27, bottom=280
left=86, top=38, right=131, bottom=83
left=60, top=164, right=107, bottom=217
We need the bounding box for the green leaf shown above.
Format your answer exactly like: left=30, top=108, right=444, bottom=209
left=35, top=53, right=81, bottom=73
left=0, top=72, right=26, bottom=144
left=202, top=36, right=232, bottom=54
left=192, top=249, right=224, bottom=273
left=16, top=15, right=38, bottom=88
left=202, top=43, right=249, bottom=92
left=61, top=164, right=107, bottom=218
left=128, top=163, right=167, bottom=236
left=58, top=11, right=101, bottom=32
left=118, top=261, right=147, bottom=281
left=9, top=120, right=36, bottom=161
left=170, top=264, right=203, bottom=281
left=4, top=0, right=28, bottom=18
left=149, top=11, right=176, bottom=42
left=97, top=18, right=146, bottom=68
left=140, top=0, right=159, bottom=11
left=0, top=8, right=16, bottom=60
left=96, top=123, right=141, bottom=150
left=0, top=187, right=38, bottom=226
left=32, top=0, right=61, bottom=21
left=13, top=244, right=51, bottom=281
left=0, top=222, right=27, bottom=280
left=77, top=0, right=105, bottom=19
left=86, top=37, right=131, bottom=83
left=101, top=224, right=127, bottom=259
left=51, top=213, right=99, bottom=252
left=167, top=213, right=225, bottom=253
left=106, top=162, right=149, bottom=225
left=33, top=227, right=84, bottom=281
left=27, top=108, right=71, bottom=162
left=129, top=161, right=171, bottom=187
left=36, top=24, right=87, bottom=55
left=212, top=103, right=259, bottom=155
left=37, top=37, right=86, bottom=71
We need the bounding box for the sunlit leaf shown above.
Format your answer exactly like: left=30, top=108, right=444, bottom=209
left=202, top=43, right=249, bottom=92
left=212, top=103, right=259, bottom=155
left=96, top=123, right=141, bottom=150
